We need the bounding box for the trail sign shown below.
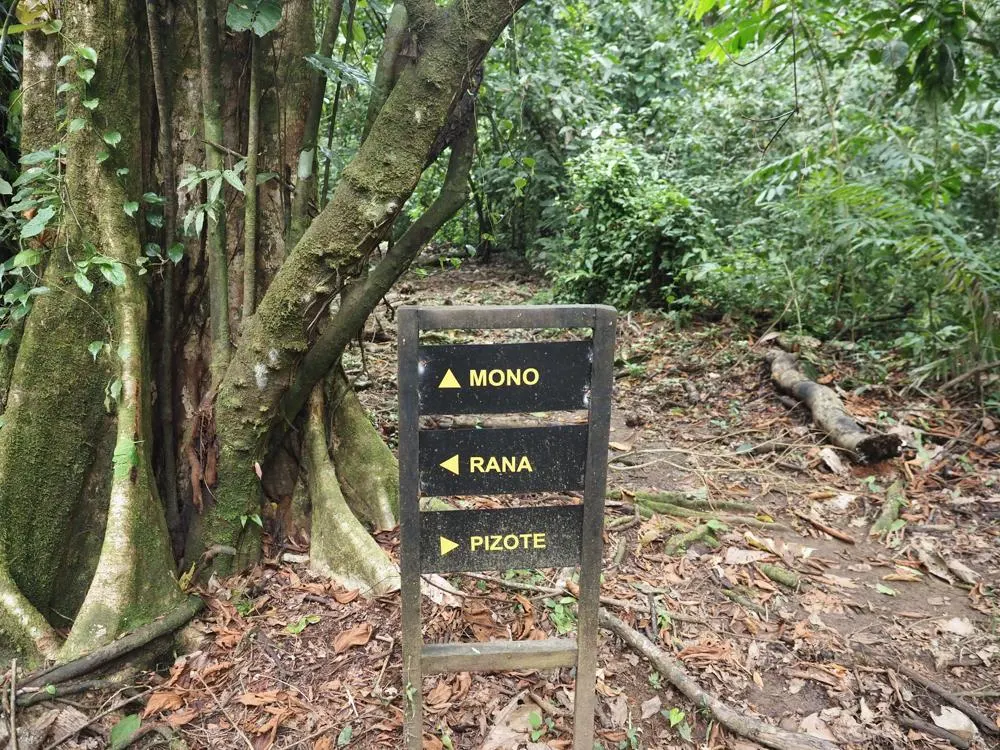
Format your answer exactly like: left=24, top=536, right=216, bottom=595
left=418, top=340, right=593, bottom=414
left=398, top=305, right=615, bottom=750
left=419, top=424, right=588, bottom=495
left=419, top=504, right=584, bottom=573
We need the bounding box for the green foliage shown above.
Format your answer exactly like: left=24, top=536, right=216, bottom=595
left=539, top=138, right=717, bottom=309
left=226, top=0, right=282, bottom=36
left=109, top=714, right=141, bottom=750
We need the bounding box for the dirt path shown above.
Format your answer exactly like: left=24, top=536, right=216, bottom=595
left=22, top=260, right=997, bottom=750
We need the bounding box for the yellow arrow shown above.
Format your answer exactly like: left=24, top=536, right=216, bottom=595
left=440, top=536, right=459, bottom=556
left=439, top=455, right=460, bottom=475
left=438, top=369, right=461, bottom=389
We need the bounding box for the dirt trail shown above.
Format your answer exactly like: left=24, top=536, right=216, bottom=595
left=18, top=260, right=997, bottom=750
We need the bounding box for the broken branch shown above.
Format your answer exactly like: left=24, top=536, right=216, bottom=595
left=600, top=609, right=838, bottom=750
left=764, top=349, right=901, bottom=462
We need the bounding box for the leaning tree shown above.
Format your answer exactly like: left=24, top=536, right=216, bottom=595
left=0, top=0, right=522, bottom=665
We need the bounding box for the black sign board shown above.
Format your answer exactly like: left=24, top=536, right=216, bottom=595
left=398, top=305, right=616, bottom=750
left=419, top=425, right=588, bottom=496
left=418, top=340, right=592, bottom=414
left=420, top=505, right=584, bottom=573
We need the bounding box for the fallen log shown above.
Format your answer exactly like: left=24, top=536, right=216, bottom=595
left=764, top=349, right=901, bottom=462
left=600, top=609, right=838, bottom=750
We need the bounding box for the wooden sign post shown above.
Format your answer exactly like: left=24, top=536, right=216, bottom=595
left=398, top=305, right=616, bottom=750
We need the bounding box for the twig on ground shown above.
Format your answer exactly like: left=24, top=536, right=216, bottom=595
left=600, top=610, right=838, bottom=750
left=528, top=690, right=570, bottom=719
left=17, top=679, right=121, bottom=708
left=899, top=714, right=970, bottom=749
left=23, top=597, right=203, bottom=689
left=756, top=563, right=801, bottom=589
left=792, top=510, right=856, bottom=544
left=197, top=675, right=254, bottom=750
left=463, top=573, right=707, bottom=624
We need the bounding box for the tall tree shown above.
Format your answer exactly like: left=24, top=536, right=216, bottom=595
left=0, top=0, right=522, bottom=664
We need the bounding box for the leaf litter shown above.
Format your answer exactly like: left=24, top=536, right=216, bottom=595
left=7, top=259, right=998, bottom=749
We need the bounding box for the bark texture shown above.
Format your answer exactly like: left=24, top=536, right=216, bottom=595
left=764, top=349, right=901, bottom=462
left=0, top=0, right=182, bottom=662
left=208, top=0, right=523, bottom=561
left=304, top=388, right=399, bottom=594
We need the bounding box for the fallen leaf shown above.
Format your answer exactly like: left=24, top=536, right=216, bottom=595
left=723, top=547, right=772, bottom=565
left=945, top=558, right=981, bottom=585
left=932, top=706, right=978, bottom=741
left=640, top=695, right=661, bottom=720
left=426, top=680, right=453, bottom=707
left=165, top=707, right=199, bottom=727
left=333, top=588, right=360, bottom=604
left=143, top=690, right=183, bottom=717
left=333, top=622, right=372, bottom=653
left=819, top=447, right=847, bottom=475
left=937, top=617, right=976, bottom=637
left=800, top=713, right=837, bottom=741
left=608, top=441, right=633, bottom=452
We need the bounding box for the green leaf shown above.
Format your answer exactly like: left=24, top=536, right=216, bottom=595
left=226, top=0, right=281, bottom=35
left=142, top=192, right=165, bottom=205
left=102, top=131, right=122, bottom=147
left=96, top=150, right=110, bottom=164
left=44, top=684, right=57, bottom=696
left=87, top=340, right=103, bottom=361
left=256, top=171, right=278, bottom=185
left=167, top=243, right=185, bottom=264
left=82, top=98, right=100, bottom=110
left=284, top=614, right=322, bottom=635
left=20, top=207, right=56, bottom=240
left=527, top=711, right=543, bottom=730
left=222, top=169, right=245, bottom=193
left=99, top=261, right=127, bottom=287
left=57, top=54, right=74, bottom=68
left=68, top=118, right=88, bottom=134
left=57, top=81, right=76, bottom=94
left=109, top=714, right=140, bottom=750
left=0, top=177, right=11, bottom=196
left=336, top=724, right=353, bottom=747
left=117, top=167, right=130, bottom=177
left=76, top=45, right=99, bottom=64
left=305, top=54, right=370, bottom=87
left=10, top=249, right=42, bottom=268
left=75, top=272, right=94, bottom=295
left=77, top=68, right=95, bottom=84
left=19, top=149, right=56, bottom=166
left=876, top=583, right=897, bottom=596
left=667, top=707, right=685, bottom=727
left=123, top=201, right=139, bottom=217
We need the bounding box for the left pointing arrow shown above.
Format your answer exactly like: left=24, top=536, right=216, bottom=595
left=439, top=454, right=460, bottom=475
left=440, top=536, right=459, bottom=556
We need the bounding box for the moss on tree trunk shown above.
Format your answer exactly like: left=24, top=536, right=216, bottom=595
left=329, top=367, right=399, bottom=530
left=304, top=388, right=399, bottom=594
left=209, top=0, right=523, bottom=561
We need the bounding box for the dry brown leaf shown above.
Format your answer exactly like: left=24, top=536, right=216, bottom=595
left=426, top=680, right=453, bottom=707
left=314, top=738, right=333, bottom=750
left=237, top=691, right=282, bottom=706
left=143, top=690, right=184, bottom=718
left=333, top=622, right=372, bottom=653
left=166, top=707, right=200, bottom=727
left=333, top=587, right=360, bottom=604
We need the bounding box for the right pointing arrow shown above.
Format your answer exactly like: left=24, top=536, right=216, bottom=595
left=439, top=536, right=459, bottom=556
left=439, top=455, right=460, bottom=475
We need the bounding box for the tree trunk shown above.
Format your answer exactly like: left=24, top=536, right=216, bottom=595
left=0, top=0, right=522, bottom=664
left=764, top=349, right=902, bottom=462
left=0, top=0, right=181, bottom=664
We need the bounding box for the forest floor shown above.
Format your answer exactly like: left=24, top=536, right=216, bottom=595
left=13, top=259, right=1000, bottom=750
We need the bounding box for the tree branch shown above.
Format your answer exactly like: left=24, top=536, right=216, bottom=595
left=280, top=121, right=476, bottom=422
left=401, top=0, right=437, bottom=31
left=601, top=609, right=838, bottom=750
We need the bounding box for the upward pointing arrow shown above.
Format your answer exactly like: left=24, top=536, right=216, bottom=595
left=438, top=369, right=461, bottom=389
left=439, top=455, right=460, bottom=475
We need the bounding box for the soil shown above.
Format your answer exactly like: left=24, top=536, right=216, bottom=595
left=9, top=258, right=999, bottom=750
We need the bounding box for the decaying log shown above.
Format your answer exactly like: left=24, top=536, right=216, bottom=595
left=600, top=610, right=838, bottom=750
left=764, top=349, right=901, bottom=462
